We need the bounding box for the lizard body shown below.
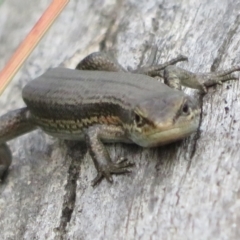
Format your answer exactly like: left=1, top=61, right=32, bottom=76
left=0, top=50, right=238, bottom=185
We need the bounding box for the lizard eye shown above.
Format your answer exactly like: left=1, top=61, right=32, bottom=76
left=134, top=113, right=143, bottom=127
left=181, top=102, right=190, bottom=115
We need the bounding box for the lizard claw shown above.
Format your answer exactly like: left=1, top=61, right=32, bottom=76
left=91, top=158, right=135, bottom=186
left=91, top=173, right=104, bottom=186
left=203, top=71, right=239, bottom=88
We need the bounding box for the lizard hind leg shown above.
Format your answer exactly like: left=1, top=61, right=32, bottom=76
left=201, top=65, right=240, bottom=88
left=76, top=52, right=126, bottom=72
left=0, top=143, right=11, bottom=181
left=0, top=108, right=36, bottom=180
left=132, top=46, right=188, bottom=77
left=163, top=65, right=240, bottom=93
left=76, top=48, right=188, bottom=76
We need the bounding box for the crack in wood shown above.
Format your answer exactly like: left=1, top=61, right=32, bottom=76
left=99, top=0, right=124, bottom=52
left=211, top=14, right=240, bottom=72
left=184, top=94, right=204, bottom=175
left=55, top=143, right=87, bottom=239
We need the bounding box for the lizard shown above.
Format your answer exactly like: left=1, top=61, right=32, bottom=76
left=0, top=48, right=239, bottom=186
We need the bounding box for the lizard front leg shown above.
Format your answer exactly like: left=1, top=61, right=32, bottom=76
left=84, top=124, right=134, bottom=186
left=0, top=108, right=36, bottom=180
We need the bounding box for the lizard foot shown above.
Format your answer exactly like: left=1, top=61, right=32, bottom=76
left=91, top=158, right=135, bottom=186
left=202, top=66, right=240, bottom=91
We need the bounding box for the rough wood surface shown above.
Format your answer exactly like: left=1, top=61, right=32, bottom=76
left=0, top=0, right=240, bottom=239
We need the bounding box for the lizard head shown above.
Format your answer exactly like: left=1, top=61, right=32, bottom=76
left=127, top=93, right=200, bottom=147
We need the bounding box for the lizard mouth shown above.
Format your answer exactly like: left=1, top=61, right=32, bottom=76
left=141, top=123, right=198, bottom=147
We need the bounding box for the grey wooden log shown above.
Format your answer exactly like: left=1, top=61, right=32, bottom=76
left=0, top=0, right=240, bottom=239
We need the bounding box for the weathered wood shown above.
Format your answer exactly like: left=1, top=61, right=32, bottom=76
left=0, top=0, right=240, bottom=239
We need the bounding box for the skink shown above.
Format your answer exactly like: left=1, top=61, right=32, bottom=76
left=0, top=50, right=239, bottom=185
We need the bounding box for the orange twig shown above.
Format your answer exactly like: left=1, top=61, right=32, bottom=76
left=0, top=0, right=69, bottom=95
